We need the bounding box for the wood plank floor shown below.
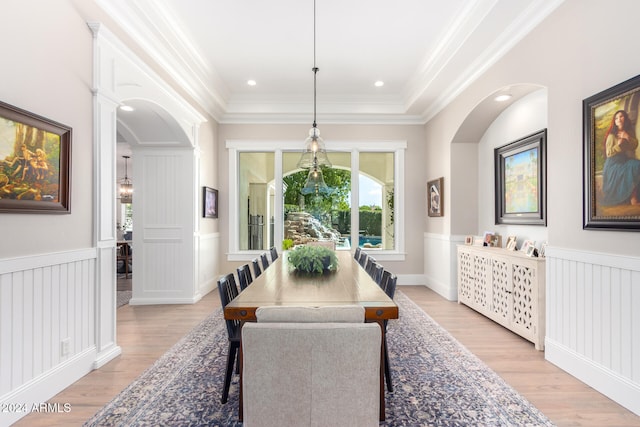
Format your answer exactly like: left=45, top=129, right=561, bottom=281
left=14, top=285, right=640, bottom=426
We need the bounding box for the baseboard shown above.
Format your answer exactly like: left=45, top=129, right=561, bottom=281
left=545, top=338, right=640, bottom=416
left=397, top=274, right=425, bottom=286
left=0, top=347, right=96, bottom=426
left=424, top=273, right=458, bottom=301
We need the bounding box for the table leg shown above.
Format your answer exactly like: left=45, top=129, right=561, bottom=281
left=377, top=320, right=386, bottom=421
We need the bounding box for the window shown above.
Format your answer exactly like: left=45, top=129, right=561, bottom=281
left=227, top=140, right=405, bottom=261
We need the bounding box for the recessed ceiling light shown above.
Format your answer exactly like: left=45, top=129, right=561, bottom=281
left=247, top=80, right=257, bottom=86
left=119, top=105, right=134, bottom=112
left=374, top=81, right=384, bottom=87
left=494, top=94, right=512, bottom=102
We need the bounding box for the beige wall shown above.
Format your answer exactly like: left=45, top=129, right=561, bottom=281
left=0, top=0, right=95, bottom=257
left=217, top=123, right=427, bottom=275
left=426, top=0, right=640, bottom=257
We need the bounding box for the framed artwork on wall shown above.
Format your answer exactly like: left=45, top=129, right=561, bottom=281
left=203, top=186, right=218, bottom=218
left=0, top=100, right=71, bottom=213
left=427, top=177, right=443, bottom=217
left=494, top=129, right=547, bottom=225
left=583, top=73, right=640, bottom=230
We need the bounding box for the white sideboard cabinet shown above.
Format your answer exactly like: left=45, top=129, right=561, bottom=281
left=457, top=245, right=546, bottom=350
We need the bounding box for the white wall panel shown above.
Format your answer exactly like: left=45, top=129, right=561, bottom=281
left=0, top=250, right=97, bottom=407
left=545, top=246, right=640, bottom=416
left=423, top=232, right=460, bottom=301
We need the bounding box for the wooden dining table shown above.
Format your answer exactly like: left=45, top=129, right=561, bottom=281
left=224, top=249, right=399, bottom=421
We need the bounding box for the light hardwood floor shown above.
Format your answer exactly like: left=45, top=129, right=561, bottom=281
left=14, top=285, right=640, bottom=426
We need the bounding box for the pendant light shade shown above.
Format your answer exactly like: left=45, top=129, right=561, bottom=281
left=297, top=126, right=332, bottom=168
left=120, top=155, right=133, bottom=203
left=301, top=165, right=332, bottom=195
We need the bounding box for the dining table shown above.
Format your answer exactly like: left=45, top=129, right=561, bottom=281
left=224, top=249, right=399, bottom=421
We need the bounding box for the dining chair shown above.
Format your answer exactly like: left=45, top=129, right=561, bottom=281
left=372, top=263, right=384, bottom=285
left=236, top=264, right=253, bottom=291
left=365, top=257, right=377, bottom=277
left=260, top=252, right=270, bottom=270
left=217, top=273, right=241, bottom=404
left=252, top=258, right=262, bottom=278
left=242, top=305, right=380, bottom=426
left=269, top=246, right=278, bottom=262
left=358, top=252, right=368, bottom=268
left=381, top=272, right=398, bottom=392
left=354, top=246, right=362, bottom=261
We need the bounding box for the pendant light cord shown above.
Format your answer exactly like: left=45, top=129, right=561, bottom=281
left=312, top=0, right=318, bottom=129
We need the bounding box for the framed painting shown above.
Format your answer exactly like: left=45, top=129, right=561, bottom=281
left=427, top=177, right=443, bottom=217
left=203, top=186, right=218, bottom=218
left=494, top=129, right=546, bottom=225
left=583, top=74, right=640, bottom=230
left=0, top=101, right=71, bottom=213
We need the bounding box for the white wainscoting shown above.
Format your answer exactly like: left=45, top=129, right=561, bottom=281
left=423, top=233, right=461, bottom=301
left=0, top=248, right=98, bottom=425
left=198, top=232, right=220, bottom=296
left=545, top=246, right=640, bottom=416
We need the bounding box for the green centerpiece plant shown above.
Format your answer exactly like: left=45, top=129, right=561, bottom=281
left=287, top=245, right=338, bottom=274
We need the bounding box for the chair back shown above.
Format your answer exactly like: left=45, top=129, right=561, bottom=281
left=372, top=263, right=384, bottom=285
left=365, top=257, right=377, bottom=276
left=269, top=246, right=279, bottom=262
left=217, top=274, right=240, bottom=339
left=260, top=252, right=270, bottom=270
left=242, top=306, right=380, bottom=426
left=358, top=251, right=368, bottom=267
left=379, top=269, right=392, bottom=290
left=252, top=258, right=262, bottom=278
left=383, top=273, right=397, bottom=300
left=354, top=246, right=361, bottom=260
left=236, top=264, right=253, bottom=291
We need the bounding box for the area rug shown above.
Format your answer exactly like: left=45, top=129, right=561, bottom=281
left=117, top=291, right=132, bottom=308
left=85, top=291, right=554, bottom=426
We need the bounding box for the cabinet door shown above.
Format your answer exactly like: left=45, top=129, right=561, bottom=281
left=458, top=248, right=473, bottom=305
left=490, top=256, right=511, bottom=324
left=510, top=262, right=537, bottom=341
left=472, top=253, right=490, bottom=310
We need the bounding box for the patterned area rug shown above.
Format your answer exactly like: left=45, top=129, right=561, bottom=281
left=85, top=291, right=554, bottom=426
left=117, top=291, right=132, bottom=308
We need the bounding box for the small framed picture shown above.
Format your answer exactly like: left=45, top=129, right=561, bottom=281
left=506, top=235, right=517, bottom=251
left=464, top=235, right=473, bottom=245
left=482, top=231, right=494, bottom=246
left=203, top=186, right=218, bottom=218
left=539, top=242, right=547, bottom=258
left=521, top=239, right=535, bottom=253
left=525, top=245, right=538, bottom=257
left=472, top=236, right=484, bottom=246
left=427, top=177, right=443, bottom=217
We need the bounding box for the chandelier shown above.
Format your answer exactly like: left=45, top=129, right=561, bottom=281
left=120, top=155, right=133, bottom=203
left=299, top=0, right=332, bottom=195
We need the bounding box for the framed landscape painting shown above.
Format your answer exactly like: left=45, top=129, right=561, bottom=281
left=0, top=101, right=71, bottom=213
left=494, top=130, right=546, bottom=225
left=583, top=74, right=640, bottom=230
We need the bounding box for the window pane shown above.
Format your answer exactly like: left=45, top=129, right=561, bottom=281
left=282, top=152, right=351, bottom=250
left=239, top=152, right=274, bottom=250
left=359, top=152, right=394, bottom=250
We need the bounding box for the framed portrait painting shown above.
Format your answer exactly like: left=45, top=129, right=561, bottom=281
left=203, top=186, right=218, bottom=218
left=494, top=129, right=547, bottom=225
left=583, top=74, right=640, bottom=230
left=0, top=101, right=71, bottom=213
left=427, top=177, right=443, bottom=217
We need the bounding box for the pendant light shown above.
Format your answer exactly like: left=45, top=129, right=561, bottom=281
left=120, top=155, right=133, bottom=203
left=301, top=158, right=332, bottom=195
left=297, top=0, right=331, bottom=170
